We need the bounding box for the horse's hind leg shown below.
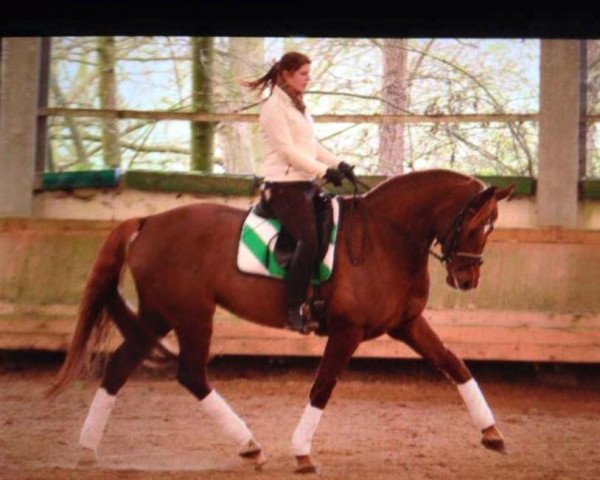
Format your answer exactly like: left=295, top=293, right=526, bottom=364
left=174, top=316, right=266, bottom=469
left=79, top=299, right=169, bottom=459
left=389, top=315, right=506, bottom=454
left=78, top=335, right=155, bottom=461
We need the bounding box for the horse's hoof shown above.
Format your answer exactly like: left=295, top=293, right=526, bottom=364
left=239, top=439, right=267, bottom=470
left=77, top=447, right=97, bottom=467
left=248, top=452, right=268, bottom=471
left=482, top=437, right=508, bottom=455
left=481, top=425, right=507, bottom=455
left=295, top=455, right=318, bottom=474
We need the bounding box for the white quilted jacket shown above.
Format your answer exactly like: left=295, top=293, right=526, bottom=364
left=259, top=85, right=340, bottom=182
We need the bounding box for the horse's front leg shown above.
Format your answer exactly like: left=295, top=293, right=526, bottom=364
left=293, top=326, right=363, bottom=473
left=389, top=315, right=506, bottom=454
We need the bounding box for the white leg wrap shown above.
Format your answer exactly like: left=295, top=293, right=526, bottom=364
left=457, top=378, right=495, bottom=430
left=200, top=390, right=254, bottom=448
left=292, top=404, right=323, bottom=456
left=79, top=388, right=116, bottom=452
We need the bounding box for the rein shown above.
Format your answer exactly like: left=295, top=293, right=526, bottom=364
left=342, top=180, right=445, bottom=266
left=252, top=176, right=485, bottom=269
left=342, top=181, right=485, bottom=267
left=344, top=182, right=370, bottom=266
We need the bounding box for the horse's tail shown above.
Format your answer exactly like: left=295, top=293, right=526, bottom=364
left=46, top=218, right=144, bottom=398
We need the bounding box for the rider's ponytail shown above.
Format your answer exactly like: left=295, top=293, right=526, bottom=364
left=243, top=62, right=280, bottom=95
left=243, top=51, right=311, bottom=96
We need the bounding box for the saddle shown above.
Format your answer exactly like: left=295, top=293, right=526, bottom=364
left=237, top=191, right=341, bottom=335
left=252, top=190, right=335, bottom=272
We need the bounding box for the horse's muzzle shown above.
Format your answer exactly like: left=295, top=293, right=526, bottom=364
left=446, top=269, right=480, bottom=290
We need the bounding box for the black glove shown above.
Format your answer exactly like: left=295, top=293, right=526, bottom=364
left=337, top=161, right=357, bottom=185
left=323, top=167, right=344, bottom=187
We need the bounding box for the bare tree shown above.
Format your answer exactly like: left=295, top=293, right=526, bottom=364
left=379, top=38, right=408, bottom=175
left=98, top=36, right=121, bottom=168
left=50, top=77, right=90, bottom=169
left=217, top=37, right=262, bottom=174
left=48, top=36, right=544, bottom=177
left=587, top=40, right=600, bottom=177
left=191, top=37, right=215, bottom=172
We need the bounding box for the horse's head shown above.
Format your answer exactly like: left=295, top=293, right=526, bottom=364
left=438, top=184, right=514, bottom=290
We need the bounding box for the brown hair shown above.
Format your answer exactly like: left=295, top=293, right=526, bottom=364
left=244, top=51, right=311, bottom=95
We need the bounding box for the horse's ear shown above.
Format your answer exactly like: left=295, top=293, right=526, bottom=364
left=471, top=186, right=497, bottom=210
left=495, top=184, right=515, bottom=201
left=466, top=186, right=497, bottom=232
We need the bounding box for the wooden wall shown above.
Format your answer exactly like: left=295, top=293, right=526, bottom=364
left=1, top=218, right=599, bottom=363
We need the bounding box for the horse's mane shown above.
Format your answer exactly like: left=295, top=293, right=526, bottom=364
left=365, top=169, right=481, bottom=200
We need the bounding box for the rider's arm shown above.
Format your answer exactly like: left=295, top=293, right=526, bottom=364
left=315, top=142, right=341, bottom=168
left=259, top=101, right=329, bottom=178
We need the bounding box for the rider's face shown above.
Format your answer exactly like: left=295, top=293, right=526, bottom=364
left=282, top=63, right=311, bottom=94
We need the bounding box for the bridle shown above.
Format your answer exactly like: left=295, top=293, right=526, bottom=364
left=344, top=181, right=490, bottom=271
left=431, top=192, right=490, bottom=268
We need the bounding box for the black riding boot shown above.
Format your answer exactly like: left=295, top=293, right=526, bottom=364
left=286, top=240, right=319, bottom=334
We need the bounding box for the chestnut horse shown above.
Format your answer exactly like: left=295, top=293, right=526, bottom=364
left=49, top=169, right=513, bottom=473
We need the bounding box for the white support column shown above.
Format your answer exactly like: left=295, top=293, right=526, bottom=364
left=0, top=38, right=42, bottom=217
left=538, top=40, right=581, bottom=227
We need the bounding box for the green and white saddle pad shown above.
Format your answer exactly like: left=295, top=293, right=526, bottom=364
left=237, top=197, right=340, bottom=284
